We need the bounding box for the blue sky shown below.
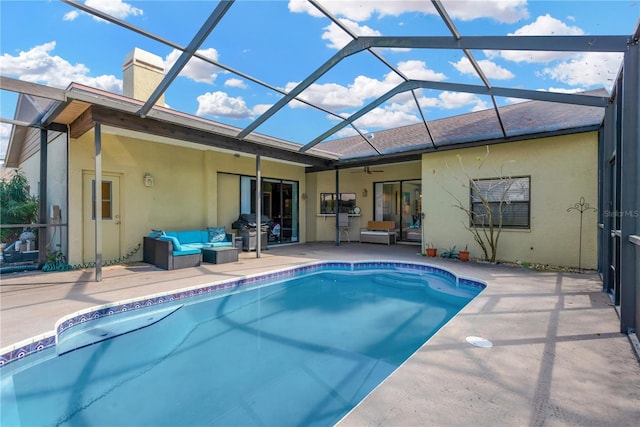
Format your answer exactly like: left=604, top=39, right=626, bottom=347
left=1, top=0, right=639, bottom=157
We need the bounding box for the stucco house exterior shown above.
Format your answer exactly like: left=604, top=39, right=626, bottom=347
left=4, top=47, right=603, bottom=270
left=3, top=35, right=639, bottom=340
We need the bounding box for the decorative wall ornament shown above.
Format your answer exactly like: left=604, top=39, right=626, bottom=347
left=567, top=196, right=597, bottom=271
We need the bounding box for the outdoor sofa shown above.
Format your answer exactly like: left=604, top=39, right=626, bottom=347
left=359, top=221, right=397, bottom=245
left=143, top=227, right=234, bottom=270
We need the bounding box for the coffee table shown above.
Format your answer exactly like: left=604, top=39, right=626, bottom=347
left=201, top=246, right=239, bottom=264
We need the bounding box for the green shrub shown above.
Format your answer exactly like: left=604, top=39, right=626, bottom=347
left=0, top=170, right=39, bottom=244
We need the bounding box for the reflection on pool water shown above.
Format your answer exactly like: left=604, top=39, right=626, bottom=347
left=0, top=261, right=485, bottom=427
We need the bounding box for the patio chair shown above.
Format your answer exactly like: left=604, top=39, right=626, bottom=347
left=338, top=213, right=351, bottom=243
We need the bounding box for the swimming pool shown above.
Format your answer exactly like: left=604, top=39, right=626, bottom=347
left=0, top=261, right=485, bottom=426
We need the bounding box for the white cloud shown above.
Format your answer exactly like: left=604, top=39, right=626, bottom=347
left=322, top=19, right=381, bottom=49
left=542, top=52, right=623, bottom=88
left=0, top=123, right=11, bottom=160
left=84, top=0, right=143, bottom=20
left=450, top=57, right=515, bottom=80
left=63, top=10, right=79, bottom=21
left=414, top=94, right=440, bottom=109
left=0, top=42, right=121, bottom=92
left=164, top=48, right=222, bottom=84
left=295, top=82, right=362, bottom=110
left=196, top=92, right=250, bottom=118
left=353, top=106, right=421, bottom=129
left=334, top=127, right=359, bottom=138
left=288, top=0, right=325, bottom=18
left=397, top=60, right=447, bottom=81
left=443, top=0, right=529, bottom=23
left=504, top=97, right=530, bottom=104
left=485, top=14, right=584, bottom=63
left=288, top=60, right=445, bottom=112
left=542, top=87, right=588, bottom=94
left=251, top=103, right=272, bottom=116
left=290, top=0, right=528, bottom=24
left=437, top=91, right=489, bottom=111
left=511, top=13, right=584, bottom=36
left=224, top=78, right=247, bottom=89
left=196, top=91, right=267, bottom=119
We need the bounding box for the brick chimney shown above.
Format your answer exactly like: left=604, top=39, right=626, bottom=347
left=122, top=48, right=165, bottom=106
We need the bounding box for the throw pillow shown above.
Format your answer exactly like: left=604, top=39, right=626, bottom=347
left=149, top=229, right=164, bottom=238
left=207, top=227, right=226, bottom=243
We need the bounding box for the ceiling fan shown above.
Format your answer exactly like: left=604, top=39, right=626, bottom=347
left=351, top=166, right=384, bottom=174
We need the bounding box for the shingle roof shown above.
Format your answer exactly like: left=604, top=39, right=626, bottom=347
left=317, top=89, right=608, bottom=160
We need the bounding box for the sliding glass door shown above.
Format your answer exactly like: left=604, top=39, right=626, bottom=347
left=374, top=179, right=422, bottom=243
left=240, top=176, right=299, bottom=245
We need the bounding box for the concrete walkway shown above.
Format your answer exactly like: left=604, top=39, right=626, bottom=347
left=1, top=242, right=639, bottom=426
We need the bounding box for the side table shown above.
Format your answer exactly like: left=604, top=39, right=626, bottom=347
left=201, top=247, right=239, bottom=264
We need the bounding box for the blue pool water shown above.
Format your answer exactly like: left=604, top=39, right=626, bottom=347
left=0, top=263, right=484, bottom=426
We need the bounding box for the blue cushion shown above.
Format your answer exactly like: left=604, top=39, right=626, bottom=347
left=172, top=248, right=201, bottom=256
left=159, top=235, right=182, bottom=251
left=175, top=230, right=202, bottom=244
left=182, top=243, right=206, bottom=250
left=211, top=241, right=233, bottom=248
left=207, top=227, right=227, bottom=243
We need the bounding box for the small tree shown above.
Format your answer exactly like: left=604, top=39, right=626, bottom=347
left=0, top=169, right=39, bottom=244
left=444, top=147, right=515, bottom=263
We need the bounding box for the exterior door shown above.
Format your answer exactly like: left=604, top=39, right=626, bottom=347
left=82, top=172, right=121, bottom=263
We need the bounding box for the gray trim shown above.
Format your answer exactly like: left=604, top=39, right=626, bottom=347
left=0, top=76, right=66, bottom=101
left=357, top=35, right=630, bottom=52
left=619, top=39, right=639, bottom=334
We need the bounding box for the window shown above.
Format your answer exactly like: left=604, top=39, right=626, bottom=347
left=470, top=177, right=530, bottom=228
left=320, top=193, right=356, bottom=214
left=91, top=180, right=113, bottom=220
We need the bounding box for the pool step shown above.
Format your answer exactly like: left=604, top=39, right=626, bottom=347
left=56, top=305, right=183, bottom=355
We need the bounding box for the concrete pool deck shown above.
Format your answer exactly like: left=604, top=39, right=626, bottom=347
left=1, top=242, right=639, bottom=426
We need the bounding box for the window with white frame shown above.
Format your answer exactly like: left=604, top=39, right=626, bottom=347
left=470, top=176, right=530, bottom=229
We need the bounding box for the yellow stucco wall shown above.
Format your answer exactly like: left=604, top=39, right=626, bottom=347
left=308, top=162, right=421, bottom=242
left=421, top=132, right=598, bottom=268
left=63, top=127, right=596, bottom=268
left=68, top=131, right=306, bottom=264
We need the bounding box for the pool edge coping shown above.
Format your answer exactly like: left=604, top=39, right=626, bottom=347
left=0, top=260, right=485, bottom=367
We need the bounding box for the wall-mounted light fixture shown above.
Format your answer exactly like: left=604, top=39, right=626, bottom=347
left=143, top=172, right=154, bottom=187
left=362, top=188, right=368, bottom=197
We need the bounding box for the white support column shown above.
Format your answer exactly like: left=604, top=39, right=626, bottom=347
left=94, top=123, right=103, bottom=282
left=256, top=155, right=261, bottom=258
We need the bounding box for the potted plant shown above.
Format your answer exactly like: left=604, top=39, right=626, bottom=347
left=441, top=246, right=459, bottom=259
left=459, top=245, right=470, bottom=261
left=425, top=242, right=437, bottom=257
